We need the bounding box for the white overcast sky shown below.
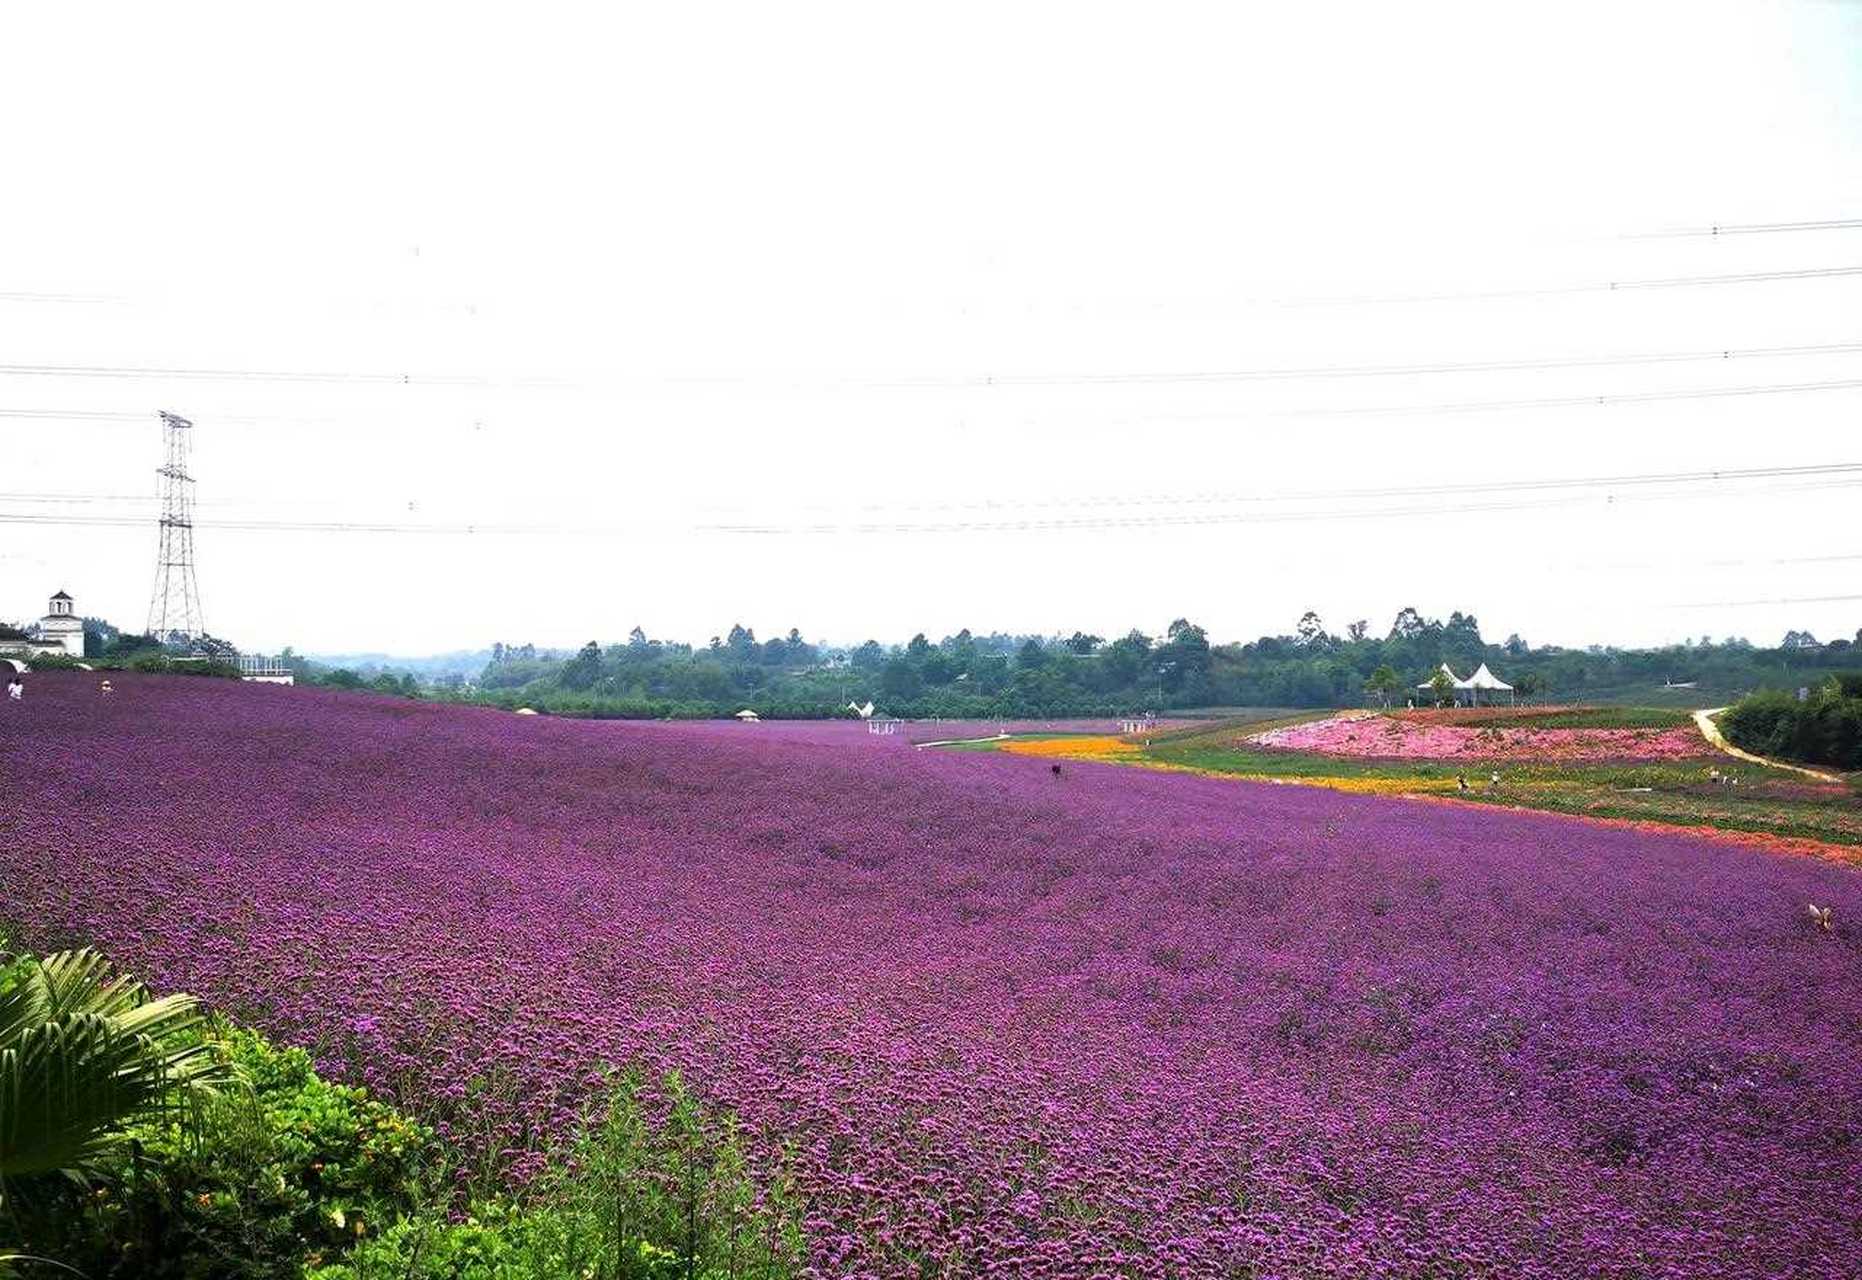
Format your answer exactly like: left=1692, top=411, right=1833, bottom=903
left=2, top=2, right=1859, bottom=656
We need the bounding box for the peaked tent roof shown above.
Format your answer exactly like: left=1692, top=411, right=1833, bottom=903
left=1464, top=663, right=1513, bottom=690
left=1419, top=662, right=1464, bottom=689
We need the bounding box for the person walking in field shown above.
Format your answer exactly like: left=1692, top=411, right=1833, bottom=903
left=100, top=678, right=114, bottom=697
left=7, top=677, right=21, bottom=702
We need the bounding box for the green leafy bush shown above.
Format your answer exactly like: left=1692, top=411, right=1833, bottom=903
left=2, top=931, right=800, bottom=1280
left=2, top=1024, right=434, bottom=1279
left=308, top=1068, right=803, bottom=1280
left=1721, top=678, right=1862, bottom=770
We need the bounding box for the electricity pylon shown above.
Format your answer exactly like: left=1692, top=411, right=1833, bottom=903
left=147, top=410, right=207, bottom=647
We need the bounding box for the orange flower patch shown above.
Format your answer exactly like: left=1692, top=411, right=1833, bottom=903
left=999, top=735, right=1142, bottom=762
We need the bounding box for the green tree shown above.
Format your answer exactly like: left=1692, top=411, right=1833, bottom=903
left=1364, top=664, right=1402, bottom=707
left=559, top=641, right=604, bottom=691
left=879, top=656, right=922, bottom=700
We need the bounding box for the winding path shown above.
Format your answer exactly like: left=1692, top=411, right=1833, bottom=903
left=1692, top=707, right=1844, bottom=783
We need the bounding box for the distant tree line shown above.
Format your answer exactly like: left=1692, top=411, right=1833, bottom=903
left=386, top=610, right=1862, bottom=720
left=54, top=605, right=1862, bottom=721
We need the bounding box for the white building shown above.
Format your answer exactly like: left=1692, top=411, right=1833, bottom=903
left=1, top=591, right=85, bottom=660
left=36, top=591, right=83, bottom=656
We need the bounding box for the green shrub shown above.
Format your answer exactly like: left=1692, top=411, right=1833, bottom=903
left=1721, top=683, right=1862, bottom=770
left=2, top=1025, right=435, bottom=1279
left=2, top=932, right=800, bottom=1280
left=307, top=1069, right=803, bottom=1280
left=20, top=652, right=241, bottom=679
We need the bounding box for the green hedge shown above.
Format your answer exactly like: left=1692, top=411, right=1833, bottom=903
left=22, top=652, right=242, bottom=679
left=1720, top=677, right=1862, bottom=770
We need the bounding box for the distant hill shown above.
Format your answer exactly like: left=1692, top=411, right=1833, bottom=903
left=304, top=649, right=498, bottom=680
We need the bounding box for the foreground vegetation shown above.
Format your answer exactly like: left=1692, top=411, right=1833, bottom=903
left=0, top=934, right=802, bottom=1280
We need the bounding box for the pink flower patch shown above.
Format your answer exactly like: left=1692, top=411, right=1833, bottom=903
left=1252, top=714, right=1708, bottom=761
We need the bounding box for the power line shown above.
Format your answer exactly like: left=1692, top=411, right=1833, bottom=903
left=809, top=462, right=1862, bottom=517
left=888, top=341, right=1862, bottom=388
left=4, top=465, right=1857, bottom=538
left=2, top=339, right=1858, bottom=403
left=10, top=462, right=1862, bottom=522
left=4, top=371, right=1859, bottom=438
left=1294, top=264, right=1862, bottom=307
left=0, top=363, right=485, bottom=386
left=0, top=408, right=148, bottom=422
left=708, top=477, right=1862, bottom=536
left=1623, top=218, right=1862, bottom=240
left=1061, top=377, right=1862, bottom=428
left=1277, top=377, right=1862, bottom=419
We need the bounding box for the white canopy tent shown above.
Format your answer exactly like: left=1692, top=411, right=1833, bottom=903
left=1417, top=662, right=1515, bottom=705
left=1462, top=663, right=1515, bottom=705
left=1463, top=663, right=1512, bottom=691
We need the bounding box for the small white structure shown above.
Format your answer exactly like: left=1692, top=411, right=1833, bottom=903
left=1418, top=662, right=1514, bottom=705
left=1118, top=713, right=1159, bottom=734
left=514, top=707, right=539, bottom=716
left=238, top=655, right=296, bottom=686
left=1461, top=663, right=1514, bottom=705
left=867, top=715, right=902, bottom=736
left=847, top=699, right=876, bottom=720
left=735, top=708, right=761, bottom=722
left=1462, top=663, right=1510, bottom=693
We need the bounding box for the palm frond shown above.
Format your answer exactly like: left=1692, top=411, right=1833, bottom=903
left=0, top=949, right=241, bottom=1186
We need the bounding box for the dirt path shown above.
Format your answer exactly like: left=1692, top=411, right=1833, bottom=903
left=1692, top=707, right=1845, bottom=783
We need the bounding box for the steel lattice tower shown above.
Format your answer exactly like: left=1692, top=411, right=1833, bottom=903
left=147, top=410, right=207, bottom=646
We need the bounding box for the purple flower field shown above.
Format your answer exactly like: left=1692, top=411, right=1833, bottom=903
left=628, top=717, right=1185, bottom=746
left=3, top=672, right=1860, bottom=1277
